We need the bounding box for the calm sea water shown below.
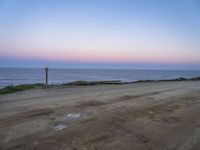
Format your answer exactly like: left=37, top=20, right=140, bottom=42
left=0, top=68, right=200, bottom=88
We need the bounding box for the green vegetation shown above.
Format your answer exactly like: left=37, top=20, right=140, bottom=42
left=1, top=77, right=199, bottom=95
left=0, top=81, right=123, bottom=94
left=67, top=80, right=122, bottom=86
left=69, top=81, right=91, bottom=85
left=0, top=84, right=44, bottom=95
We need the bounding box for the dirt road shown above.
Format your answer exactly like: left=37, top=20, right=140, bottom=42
left=0, top=81, right=200, bottom=150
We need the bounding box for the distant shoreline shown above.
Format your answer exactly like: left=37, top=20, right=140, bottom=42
left=0, top=76, right=200, bottom=94
left=1, top=68, right=200, bottom=90
left=64, top=76, right=200, bottom=85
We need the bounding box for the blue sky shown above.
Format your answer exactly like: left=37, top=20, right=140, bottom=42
left=0, top=0, right=200, bottom=69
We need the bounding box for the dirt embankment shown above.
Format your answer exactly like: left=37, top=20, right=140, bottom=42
left=0, top=81, right=200, bottom=150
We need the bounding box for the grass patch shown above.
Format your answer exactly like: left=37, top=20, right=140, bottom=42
left=0, top=84, right=43, bottom=95
left=69, top=81, right=91, bottom=85
left=67, top=80, right=122, bottom=86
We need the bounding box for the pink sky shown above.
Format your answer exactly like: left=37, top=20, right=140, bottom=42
left=0, top=0, right=200, bottom=69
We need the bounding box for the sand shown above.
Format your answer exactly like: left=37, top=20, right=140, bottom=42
left=0, top=81, right=200, bottom=150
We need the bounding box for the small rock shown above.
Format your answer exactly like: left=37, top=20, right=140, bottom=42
left=65, top=113, right=81, bottom=119
left=55, top=124, right=68, bottom=131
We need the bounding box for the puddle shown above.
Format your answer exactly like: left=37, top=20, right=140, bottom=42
left=65, top=113, right=81, bottom=119
left=54, top=124, right=68, bottom=131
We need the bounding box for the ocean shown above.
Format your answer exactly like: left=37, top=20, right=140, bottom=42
left=0, top=68, right=200, bottom=88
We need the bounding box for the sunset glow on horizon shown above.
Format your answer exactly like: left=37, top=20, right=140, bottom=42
left=0, top=0, right=200, bottom=69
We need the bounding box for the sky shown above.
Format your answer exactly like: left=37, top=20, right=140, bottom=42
left=0, top=0, right=200, bottom=69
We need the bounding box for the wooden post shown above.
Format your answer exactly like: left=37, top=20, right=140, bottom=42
left=45, top=67, right=48, bottom=88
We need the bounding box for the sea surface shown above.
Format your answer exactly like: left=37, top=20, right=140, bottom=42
left=0, top=68, right=200, bottom=88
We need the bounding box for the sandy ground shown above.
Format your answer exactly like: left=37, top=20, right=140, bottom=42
left=0, top=81, right=200, bottom=150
